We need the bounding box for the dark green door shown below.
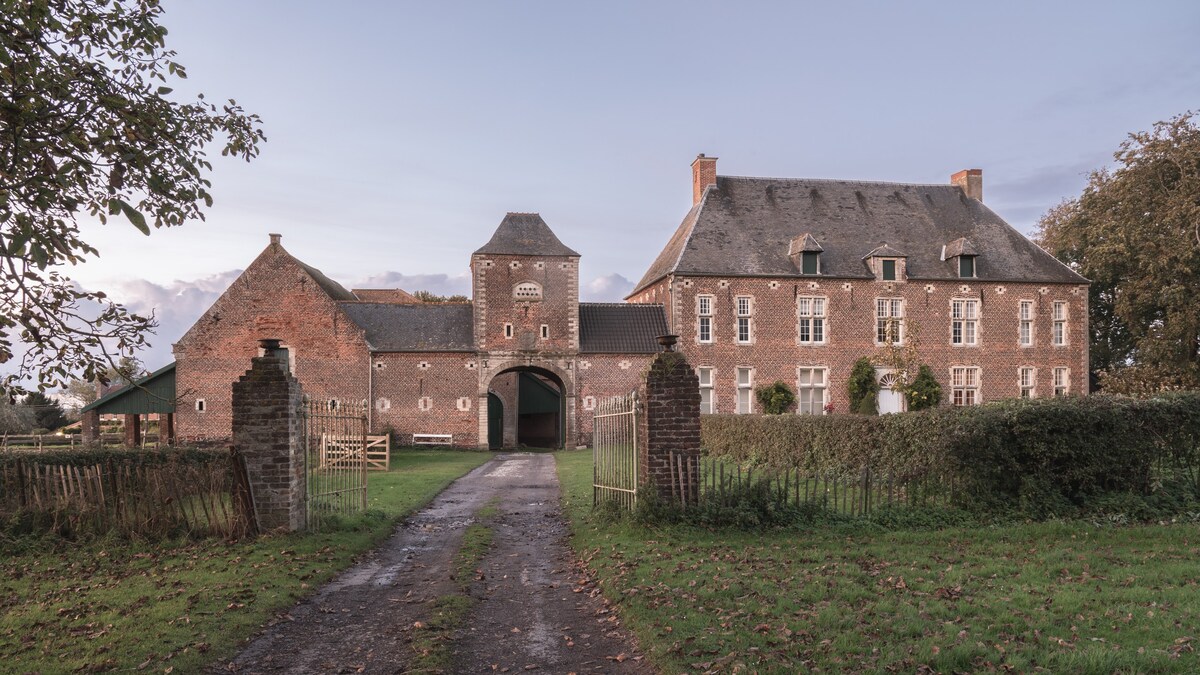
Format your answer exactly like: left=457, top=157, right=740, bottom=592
left=487, top=393, right=503, bottom=449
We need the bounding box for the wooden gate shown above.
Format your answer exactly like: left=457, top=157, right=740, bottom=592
left=592, top=391, right=638, bottom=510
left=301, top=398, right=368, bottom=530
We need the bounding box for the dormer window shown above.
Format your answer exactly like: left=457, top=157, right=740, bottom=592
left=864, top=244, right=906, bottom=282
left=513, top=281, right=542, bottom=300
left=788, top=233, right=823, bottom=275
left=943, top=238, right=979, bottom=279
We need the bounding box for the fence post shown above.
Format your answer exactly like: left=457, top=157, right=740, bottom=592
left=638, top=335, right=701, bottom=502
left=231, top=339, right=306, bottom=532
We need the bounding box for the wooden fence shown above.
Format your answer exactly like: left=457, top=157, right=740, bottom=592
left=319, top=434, right=390, bottom=471
left=672, top=454, right=957, bottom=517
left=1, top=433, right=167, bottom=451
left=0, top=454, right=254, bottom=539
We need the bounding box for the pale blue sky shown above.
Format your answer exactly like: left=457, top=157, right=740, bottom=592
left=65, top=0, right=1200, bottom=368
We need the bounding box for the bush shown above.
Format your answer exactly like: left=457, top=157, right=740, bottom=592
left=702, top=392, right=1200, bottom=519
left=755, top=381, right=796, bottom=415
left=906, top=365, right=942, bottom=411
left=848, top=357, right=878, bottom=415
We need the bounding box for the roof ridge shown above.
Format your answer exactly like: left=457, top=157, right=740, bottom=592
left=721, top=175, right=951, bottom=189
left=580, top=301, right=665, bottom=307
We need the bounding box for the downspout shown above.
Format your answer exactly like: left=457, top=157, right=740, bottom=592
left=367, top=352, right=374, bottom=431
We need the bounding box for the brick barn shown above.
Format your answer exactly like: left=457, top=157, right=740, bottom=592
left=172, top=155, right=1087, bottom=447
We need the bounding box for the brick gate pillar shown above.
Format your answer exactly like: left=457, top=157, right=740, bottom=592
left=81, top=410, right=101, bottom=445
left=232, top=339, right=306, bottom=532
left=637, top=335, right=702, bottom=501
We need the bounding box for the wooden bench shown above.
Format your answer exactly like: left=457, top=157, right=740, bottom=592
left=412, top=433, right=453, bottom=446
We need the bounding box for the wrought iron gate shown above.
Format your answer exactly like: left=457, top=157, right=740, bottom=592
left=301, top=397, right=368, bottom=530
left=592, top=391, right=638, bottom=510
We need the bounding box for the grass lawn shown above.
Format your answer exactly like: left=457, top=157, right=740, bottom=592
left=556, top=449, right=1200, bottom=673
left=0, top=449, right=490, bottom=673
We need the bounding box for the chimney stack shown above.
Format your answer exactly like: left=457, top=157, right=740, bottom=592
left=269, top=233, right=282, bottom=245
left=951, top=169, right=983, bottom=202
left=691, top=154, right=718, bottom=206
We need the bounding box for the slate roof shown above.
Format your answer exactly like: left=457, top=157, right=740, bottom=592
left=631, top=176, right=1086, bottom=294
left=352, top=288, right=419, bottom=303
left=298, top=261, right=356, bottom=301
left=578, top=303, right=668, bottom=354
left=339, top=303, right=474, bottom=352
left=864, top=244, right=907, bottom=259
left=474, top=213, right=580, bottom=257
left=788, top=233, right=824, bottom=254
left=943, top=237, right=978, bottom=258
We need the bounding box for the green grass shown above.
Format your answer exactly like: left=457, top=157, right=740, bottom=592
left=556, top=449, right=1200, bottom=673
left=0, top=449, right=490, bottom=673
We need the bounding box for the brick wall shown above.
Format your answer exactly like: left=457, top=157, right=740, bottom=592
left=370, top=352, right=479, bottom=446
left=174, top=244, right=370, bottom=442
left=231, top=347, right=305, bottom=532
left=637, top=350, right=702, bottom=500
left=654, top=274, right=1088, bottom=413
left=575, top=353, right=655, bottom=443
left=472, top=253, right=580, bottom=353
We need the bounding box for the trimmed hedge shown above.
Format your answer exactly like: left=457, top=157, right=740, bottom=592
left=702, top=393, right=1200, bottom=515
left=0, top=446, right=228, bottom=469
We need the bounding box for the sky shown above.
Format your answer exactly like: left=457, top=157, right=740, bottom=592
left=60, top=0, right=1200, bottom=370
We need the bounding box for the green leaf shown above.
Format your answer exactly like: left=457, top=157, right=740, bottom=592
left=116, top=199, right=150, bottom=235
left=157, top=86, right=173, bottom=95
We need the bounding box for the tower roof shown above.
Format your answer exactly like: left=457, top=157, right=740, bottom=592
left=473, top=213, right=579, bottom=257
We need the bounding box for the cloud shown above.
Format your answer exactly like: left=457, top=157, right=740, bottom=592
left=350, top=271, right=471, bottom=298
left=584, top=273, right=634, bottom=302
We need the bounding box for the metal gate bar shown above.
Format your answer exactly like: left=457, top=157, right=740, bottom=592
left=593, top=391, right=638, bottom=510
left=302, top=397, right=368, bottom=530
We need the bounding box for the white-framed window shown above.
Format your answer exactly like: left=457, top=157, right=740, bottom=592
left=736, top=367, right=753, bottom=414
left=418, top=396, right=433, bottom=411
left=698, top=367, right=715, bottom=414
left=697, top=295, right=714, bottom=344
left=951, top=299, right=979, bottom=346
left=504, top=323, right=513, bottom=339
left=1019, top=300, right=1034, bottom=347
left=513, top=281, right=542, bottom=300
left=1019, top=367, right=1036, bottom=399
left=797, top=367, right=827, bottom=415
left=540, top=324, right=549, bottom=339
left=1053, top=301, right=1068, bottom=345
left=1054, top=367, right=1070, bottom=397
left=951, top=366, right=980, bottom=406
left=195, top=399, right=206, bottom=413
left=582, top=395, right=596, bottom=411
left=456, top=397, right=472, bottom=411
left=375, top=397, right=392, bottom=412
left=876, top=298, right=904, bottom=344
left=736, top=296, right=753, bottom=344
left=797, top=296, right=826, bottom=345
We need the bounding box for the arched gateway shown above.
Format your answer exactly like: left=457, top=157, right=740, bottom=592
left=479, top=360, right=573, bottom=450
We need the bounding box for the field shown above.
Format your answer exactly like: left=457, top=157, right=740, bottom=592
left=0, top=449, right=489, bottom=673
left=556, top=450, right=1200, bottom=673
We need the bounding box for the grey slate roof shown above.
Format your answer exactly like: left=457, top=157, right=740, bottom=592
left=298, top=261, right=356, bottom=302
left=944, top=237, right=978, bottom=258
left=579, top=303, right=668, bottom=354
left=788, top=233, right=824, bottom=254
left=864, top=244, right=907, bottom=259
left=339, top=302, right=474, bottom=352
left=474, top=213, right=580, bottom=257
left=631, top=176, right=1086, bottom=293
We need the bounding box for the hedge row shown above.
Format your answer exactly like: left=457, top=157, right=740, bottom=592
left=702, top=393, right=1200, bottom=513
left=0, top=446, right=229, bottom=469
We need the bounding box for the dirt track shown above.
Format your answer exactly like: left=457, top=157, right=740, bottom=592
left=218, top=453, right=649, bottom=674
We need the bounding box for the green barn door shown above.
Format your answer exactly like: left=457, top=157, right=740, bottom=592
left=487, top=393, right=503, bottom=449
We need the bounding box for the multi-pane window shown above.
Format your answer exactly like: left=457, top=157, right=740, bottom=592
left=797, top=367, right=827, bottom=415
left=736, top=367, right=753, bottom=414
left=1053, top=301, right=1068, bottom=345
left=697, top=295, right=713, bottom=343
left=951, top=299, right=979, bottom=346
left=1054, top=367, right=1070, bottom=397
left=797, top=297, right=826, bottom=344
left=875, top=298, right=904, bottom=344
left=951, top=366, right=980, bottom=406
left=736, top=296, right=752, bottom=344
left=1019, top=300, right=1034, bottom=346
left=1019, top=366, right=1036, bottom=399
left=698, top=367, right=715, bottom=414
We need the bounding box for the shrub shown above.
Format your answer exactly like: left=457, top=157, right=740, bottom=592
left=906, top=365, right=942, bottom=410
left=848, top=357, right=878, bottom=414
left=755, top=381, right=796, bottom=415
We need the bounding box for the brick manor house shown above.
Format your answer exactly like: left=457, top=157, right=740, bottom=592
left=172, top=155, right=1088, bottom=448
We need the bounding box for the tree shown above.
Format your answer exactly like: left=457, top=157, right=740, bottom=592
left=755, top=381, right=796, bottom=415
left=1037, top=112, right=1200, bottom=393
left=0, top=1, right=265, bottom=396
left=848, top=357, right=878, bottom=415
left=0, top=396, right=35, bottom=434
left=905, top=365, right=942, bottom=411
left=61, top=355, right=145, bottom=410
left=413, top=290, right=470, bottom=303
left=23, top=391, right=68, bottom=431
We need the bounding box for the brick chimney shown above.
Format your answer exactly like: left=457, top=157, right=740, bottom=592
left=269, top=233, right=282, bottom=245
left=951, top=169, right=983, bottom=202
left=691, top=154, right=718, bottom=206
